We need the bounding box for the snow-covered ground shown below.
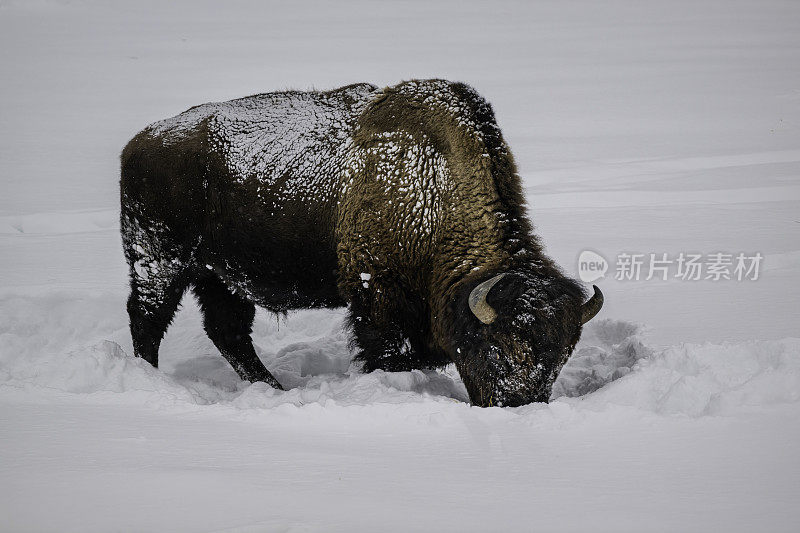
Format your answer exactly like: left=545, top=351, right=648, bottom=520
left=1, top=1, right=799, bottom=531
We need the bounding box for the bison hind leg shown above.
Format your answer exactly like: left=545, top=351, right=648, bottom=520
left=191, top=275, right=283, bottom=389
left=123, top=227, right=190, bottom=368
left=127, top=272, right=188, bottom=368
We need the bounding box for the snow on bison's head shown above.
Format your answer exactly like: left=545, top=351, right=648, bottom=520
left=451, top=273, right=603, bottom=407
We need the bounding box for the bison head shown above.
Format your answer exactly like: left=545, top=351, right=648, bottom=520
left=451, top=272, right=603, bottom=407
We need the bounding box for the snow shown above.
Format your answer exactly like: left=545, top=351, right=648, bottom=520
left=145, top=83, right=378, bottom=201
left=2, top=0, right=799, bottom=531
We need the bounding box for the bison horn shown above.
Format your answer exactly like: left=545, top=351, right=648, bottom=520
left=468, top=273, right=506, bottom=324
left=581, top=285, right=604, bottom=324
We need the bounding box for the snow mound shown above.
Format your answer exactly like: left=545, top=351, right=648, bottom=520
left=1, top=292, right=798, bottom=418
left=553, top=318, right=652, bottom=398
left=581, top=338, right=800, bottom=416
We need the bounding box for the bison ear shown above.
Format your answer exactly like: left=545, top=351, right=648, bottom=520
left=580, top=285, right=604, bottom=324
left=468, top=274, right=506, bottom=324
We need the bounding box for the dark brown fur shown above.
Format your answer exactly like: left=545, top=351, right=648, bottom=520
left=121, top=80, right=594, bottom=406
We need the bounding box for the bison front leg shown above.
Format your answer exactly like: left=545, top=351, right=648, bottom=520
left=345, top=277, right=435, bottom=373
left=192, top=275, right=283, bottom=389
left=347, top=298, right=412, bottom=372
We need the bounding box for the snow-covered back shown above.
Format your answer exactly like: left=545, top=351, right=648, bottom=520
left=147, top=83, right=378, bottom=205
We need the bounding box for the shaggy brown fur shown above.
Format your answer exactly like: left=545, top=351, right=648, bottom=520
left=120, top=79, right=599, bottom=407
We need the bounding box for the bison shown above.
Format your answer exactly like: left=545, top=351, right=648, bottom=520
left=120, top=79, right=603, bottom=407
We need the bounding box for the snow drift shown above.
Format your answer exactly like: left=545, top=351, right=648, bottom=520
left=2, top=291, right=798, bottom=418
left=2, top=290, right=799, bottom=532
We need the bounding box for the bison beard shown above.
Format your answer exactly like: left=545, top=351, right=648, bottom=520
left=120, top=79, right=603, bottom=407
